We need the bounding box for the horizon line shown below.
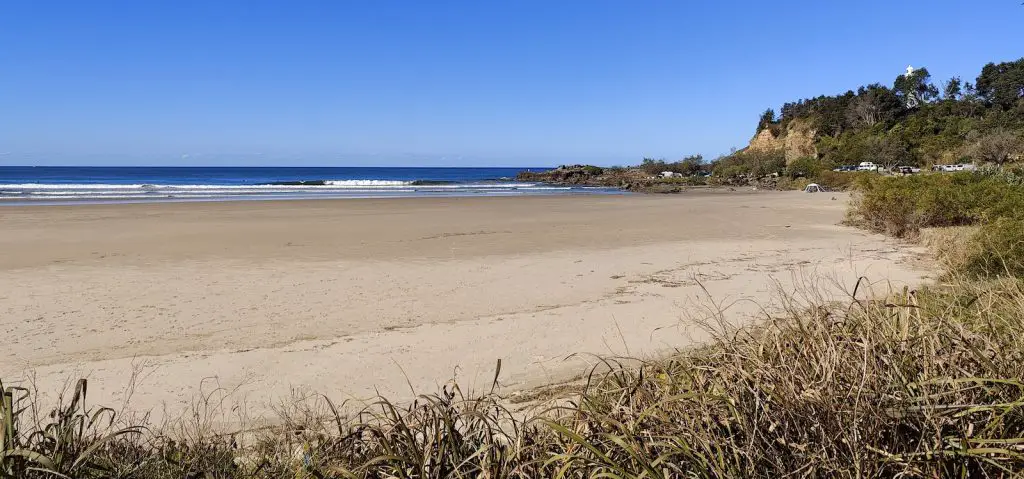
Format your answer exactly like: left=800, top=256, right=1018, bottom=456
left=0, top=164, right=559, bottom=169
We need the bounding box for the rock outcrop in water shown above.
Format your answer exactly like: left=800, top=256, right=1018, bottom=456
left=518, top=165, right=643, bottom=187
left=518, top=165, right=616, bottom=185
left=517, top=165, right=711, bottom=193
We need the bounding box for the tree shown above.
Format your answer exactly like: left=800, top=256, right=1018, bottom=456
left=865, top=136, right=911, bottom=171
left=786, top=156, right=823, bottom=179
left=747, top=149, right=787, bottom=177
left=778, top=92, right=854, bottom=135
left=954, top=81, right=986, bottom=118
left=814, top=92, right=855, bottom=136
left=943, top=77, right=963, bottom=100
left=847, top=94, right=882, bottom=128
left=757, top=109, right=777, bottom=132
left=976, top=59, right=1024, bottom=110
left=846, top=85, right=903, bottom=129
left=969, top=129, right=1024, bottom=166
left=676, top=154, right=706, bottom=176
left=894, top=67, right=939, bottom=108
left=640, top=157, right=668, bottom=175
left=640, top=155, right=706, bottom=175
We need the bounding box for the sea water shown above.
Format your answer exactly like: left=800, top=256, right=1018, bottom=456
left=0, top=166, right=622, bottom=205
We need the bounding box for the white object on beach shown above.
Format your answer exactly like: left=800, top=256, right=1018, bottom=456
left=804, top=183, right=823, bottom=193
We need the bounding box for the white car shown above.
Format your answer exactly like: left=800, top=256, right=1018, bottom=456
left=857, top=162, right=878, bottom=171
left=934, top=164, right=976, bottom=172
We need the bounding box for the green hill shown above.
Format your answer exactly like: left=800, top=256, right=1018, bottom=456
left=723, top=58, right=1024, bottom=177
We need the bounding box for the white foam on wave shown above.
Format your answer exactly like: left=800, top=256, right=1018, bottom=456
left=2, top=183, right=154, bottom=190
left=5, top=194, right=229, bottom=200
left=323, top=179, right=412, bottom=186
left=0, top=180, right=616, bottom=204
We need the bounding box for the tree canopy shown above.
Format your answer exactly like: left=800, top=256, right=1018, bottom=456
left=977, top=59, right=1024, bottom=110
left=894, top=67, right=939, bottom=108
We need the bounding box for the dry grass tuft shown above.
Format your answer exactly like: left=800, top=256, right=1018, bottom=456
left=5, top=276, right=1024, bottom=477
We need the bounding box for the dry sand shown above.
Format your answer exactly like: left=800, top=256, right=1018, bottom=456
left=0, top=191, right=926, bottom=421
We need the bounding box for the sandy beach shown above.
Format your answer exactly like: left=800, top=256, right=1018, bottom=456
left=0, top=191, right=925, bottom=420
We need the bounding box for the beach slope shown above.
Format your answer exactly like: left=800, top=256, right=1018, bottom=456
left=0, top=192, right=924, bottom=418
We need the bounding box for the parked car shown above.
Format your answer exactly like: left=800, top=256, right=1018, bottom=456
left=857, top=162, right=878, bottom=171
left=833, top=165, right=857, bottom=172
left=932, top=163, right=977, bottom=172
left=894, top=166, right=921, bottom=175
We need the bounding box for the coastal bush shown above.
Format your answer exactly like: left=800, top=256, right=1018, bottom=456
left=774, top=176, right=810, bottom=191
left=711, top=149, right=786, bottom=178
left=810, top=170, right=864, bottom=190
left=784, top=156, right=823, bottom=179
left=977, top=164, right=1024, bottom=186
left=847, top=172, right=1024, bottom=237
left=639, top=155, right=706, bottom=176
left=850, top=170, right=1024, bottom=282
left=849, top=174, right=971, bottom=236
left=961, top=218, right=1024, bottom=278
left=966, top=128, right=1024, bottom=166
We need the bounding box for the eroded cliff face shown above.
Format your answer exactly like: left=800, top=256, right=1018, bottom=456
left=746, top=119, right=818, bottom=164
left=747, top=128, right=784, bottom=153
left=782, top=119, right=817, bottom=163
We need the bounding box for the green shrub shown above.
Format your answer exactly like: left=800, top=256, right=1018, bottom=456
left=711, top=149, right=786, bottom=178
left=775, top=176, right=810, bottom=191
left=962, top=218, right=1024, bottom=278
left=848, top=172, right=1024, bottom=237
left=975, top=164, right=1024, bottom=186
left=785, top=156, right=824, bottom=179
left=811, top=170, right=864, bottom=190
left=640, top=155, right=705, bottom=176
left=850, top=170, right=1024, bottom=279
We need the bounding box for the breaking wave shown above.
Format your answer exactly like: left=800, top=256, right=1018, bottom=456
left=0, top=179, right=607, bottom=204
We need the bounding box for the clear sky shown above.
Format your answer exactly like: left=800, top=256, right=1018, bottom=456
left=2, top=1, right=1022, bottom=167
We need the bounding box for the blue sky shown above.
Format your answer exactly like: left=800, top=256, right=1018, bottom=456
left=1, top=1, right=1022, bottom=167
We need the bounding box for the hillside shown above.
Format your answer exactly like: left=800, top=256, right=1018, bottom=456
left=740, top=58, right=1024, bottom=170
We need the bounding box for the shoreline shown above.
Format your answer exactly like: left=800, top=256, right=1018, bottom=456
left=0, top=191, right=926, bottom=422
left=0, top=187, right=625, bottom=207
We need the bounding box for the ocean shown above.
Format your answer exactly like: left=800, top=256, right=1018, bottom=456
left=0, top=166, right=621, bottom=205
